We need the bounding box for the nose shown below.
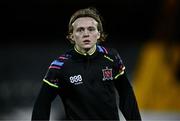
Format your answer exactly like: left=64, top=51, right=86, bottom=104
left=83, top=29, right=89, bottom=37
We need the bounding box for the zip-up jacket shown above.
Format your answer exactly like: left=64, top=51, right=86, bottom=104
left=31, top=45, right=141, bottom=120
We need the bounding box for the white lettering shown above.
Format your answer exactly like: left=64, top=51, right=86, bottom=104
left=69, top=75, right=83, bottom=85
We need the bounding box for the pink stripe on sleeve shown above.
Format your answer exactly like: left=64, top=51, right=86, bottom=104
left=102, top=47, right=108, bottom=54
left=49, top=66, right=61, bottom=69
left=59, top=56, right=68, bottom=60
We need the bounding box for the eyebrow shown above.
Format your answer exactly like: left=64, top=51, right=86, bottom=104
left=76, top=26, right=96, bottom=29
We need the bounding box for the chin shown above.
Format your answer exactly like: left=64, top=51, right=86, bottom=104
left=83, top=45, right=93, bottom=49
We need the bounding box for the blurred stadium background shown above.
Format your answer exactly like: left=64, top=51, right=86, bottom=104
left=0, top=0, right=180, bottom=120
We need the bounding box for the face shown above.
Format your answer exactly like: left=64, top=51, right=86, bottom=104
left=70, top=17, right=100, bottom=50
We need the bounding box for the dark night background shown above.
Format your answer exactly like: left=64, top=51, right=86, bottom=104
left=0, top=0, right=180, bottom=120
left=1, top=0, right=167, bottom=43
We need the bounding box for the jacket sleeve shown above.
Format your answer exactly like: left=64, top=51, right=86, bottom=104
left=114, top=73, right=141, bottom=120
left=32, top=59, right=62, bottom=120
left=31, top=83, right=58, bottom=120
left=111, top=49, right=141, bottom=120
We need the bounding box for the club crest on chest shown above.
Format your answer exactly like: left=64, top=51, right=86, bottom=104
left=102, top=66, right=113, bottom=81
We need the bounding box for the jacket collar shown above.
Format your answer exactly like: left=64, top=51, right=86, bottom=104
left=74, top=45, right=96, bottom=56
left=70, top=45, right=99, bottom=61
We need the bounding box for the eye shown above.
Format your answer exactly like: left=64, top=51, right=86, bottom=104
left=88, top=27, right=96, bottom=31
left=76, top=27, right=84, bottom=32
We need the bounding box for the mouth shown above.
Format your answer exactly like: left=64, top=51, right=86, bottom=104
left=83, top=40, right=91, bottom=44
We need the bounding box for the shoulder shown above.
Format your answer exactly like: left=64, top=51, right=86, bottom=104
left=97, top=45, right=122, bottom=62
left=49, top=51, right=72, bottom=70
left=97, top=45, right=118, bottom=55
left=97, top=46, right=126, bottom=77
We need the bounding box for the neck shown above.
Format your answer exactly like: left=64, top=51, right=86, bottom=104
left=74, top=45, right=96, bottom=55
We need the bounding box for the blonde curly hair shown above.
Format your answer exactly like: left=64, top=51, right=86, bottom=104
left=66, top=7, right=107, bottom=44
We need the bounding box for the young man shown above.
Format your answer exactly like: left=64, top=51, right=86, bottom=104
left=31, top=7, right=141, bottom=120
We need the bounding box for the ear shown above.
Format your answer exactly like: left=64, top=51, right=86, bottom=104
left=97, top=31, right=100, bottom=40
left=70, top=34, right=75, bottom=41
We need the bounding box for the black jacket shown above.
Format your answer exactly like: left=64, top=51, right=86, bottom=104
left=32, top=45, right=141, bottom=120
